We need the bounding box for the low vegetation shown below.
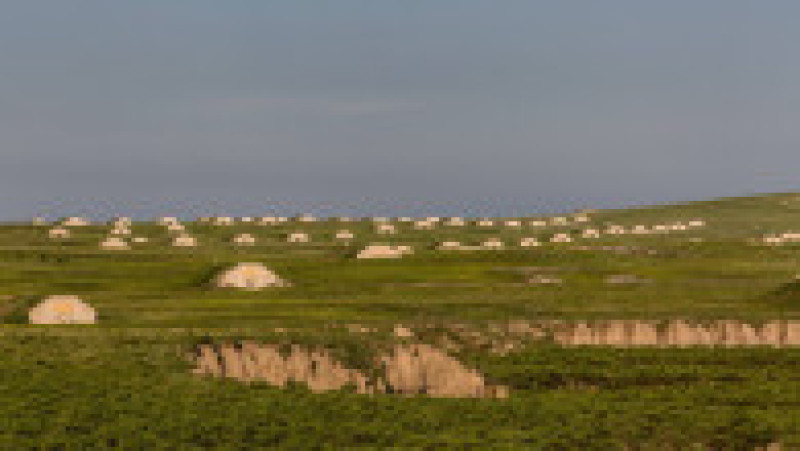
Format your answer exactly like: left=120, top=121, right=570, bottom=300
left=1, top=192, right=798, bottom=447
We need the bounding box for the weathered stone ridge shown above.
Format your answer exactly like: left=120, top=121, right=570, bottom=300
left=192, top=342, right=508, bottom=399
left=501, top=319, right=800, bottom=347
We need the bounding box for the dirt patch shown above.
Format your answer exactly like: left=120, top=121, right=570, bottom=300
left=192, top=342, right=509, bottom=399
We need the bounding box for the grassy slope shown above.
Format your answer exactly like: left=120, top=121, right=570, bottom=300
left=0, top=192, right=798, bottom=326
left=0, top=192, right=798, bottom=447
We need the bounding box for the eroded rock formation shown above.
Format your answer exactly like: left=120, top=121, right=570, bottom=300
left=192, top=342, right=508, bottom=399
left=496, top=319, right=800, bottom=347
left=379, top=344, right=507, bottom=398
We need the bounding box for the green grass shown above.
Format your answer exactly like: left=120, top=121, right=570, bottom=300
left=1, top=191, right=799, bottom=447
left=0, top=330, right=795, bottom=448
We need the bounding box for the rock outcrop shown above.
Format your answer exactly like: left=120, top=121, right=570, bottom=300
left=192, top=342, right=508, bottom=399
left=493, top=319, right=800, bottom=347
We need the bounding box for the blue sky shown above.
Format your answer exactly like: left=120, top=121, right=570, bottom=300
left=1, top=1, right=798, bottom=219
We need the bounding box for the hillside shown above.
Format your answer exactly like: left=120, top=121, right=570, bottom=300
left=1, top=191, right=798, bottom=448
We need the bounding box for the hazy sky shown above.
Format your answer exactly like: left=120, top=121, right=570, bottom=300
left=1, top=1, right=798, bottom=219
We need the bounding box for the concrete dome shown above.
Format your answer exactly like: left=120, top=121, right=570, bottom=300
left=29, top=295, right=96, bottom=325
left=213, top=262, right=289, bottom=290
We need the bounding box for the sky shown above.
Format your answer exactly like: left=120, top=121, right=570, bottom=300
left=1, top=1, right=799, bottom=220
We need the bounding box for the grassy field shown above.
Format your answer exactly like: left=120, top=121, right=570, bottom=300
left=1, top=192, right=798, bottom=448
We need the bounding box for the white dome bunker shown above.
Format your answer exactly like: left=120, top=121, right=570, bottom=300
left=29, top=295, right=96, bottom=325
left=213, top=262, right=290, bottom=290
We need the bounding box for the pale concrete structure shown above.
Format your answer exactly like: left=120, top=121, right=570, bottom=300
left=132, top=237, right=149, bottom=243
left=111, top=216, right=132, bottom=226
left=158, top=217, right=179, bottom=226
left=481, top=238, right=504, bottom=249
left=166, top=223, right=185, bottom=233
left=528, top=275, right=562, bottom=284
left=29, top=295, right=96, bottom=325
left=520, top=237, right=541, bottom=247
left=529, top=220, right=547, bottom=227
left=48, top=228, right=71, bottom=239
left=413, top=220, right=434, bottom=230
left=437, top=241, right=462, bottom=250
left=100, top=237, right=129, bottom=250
left=213, top=262, right=289, bottom=290
left=63, top=217, right=91, bottom=227
left=550, top=233, right=572, bottom=243
left=213, top=217, right=234, bottom=226
left=582, top=229, right=601, bottom=238
left=604, top=274, right=648, bottom=284
left=376, top=224, right=396, bottom=235
left=605, top=225, right=626, bottom=235
left=477, top=219, right=494, bottom=227
left=504, top=220, right=522, bottom=228
left=110, top=227, right=131, bottom=236
left=287, top=232, right=310, bottom=243
left=172, top=235, right=197, bottom=247
left=232, top=233, right=256, bottom=246
left=335, top=230, right=355, bottom=240
left=356, top=244, right=413, bottom=259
